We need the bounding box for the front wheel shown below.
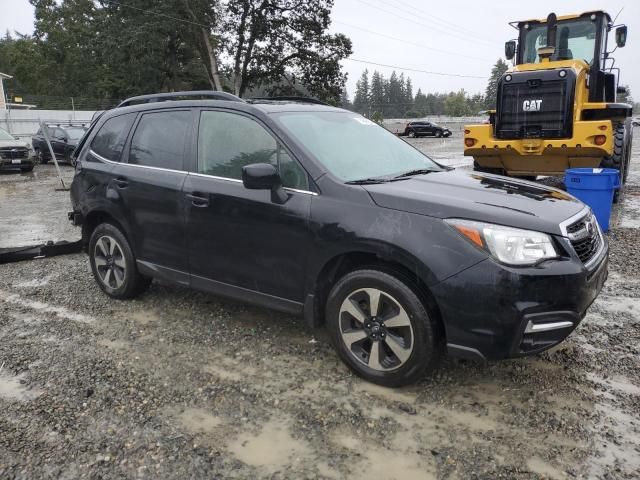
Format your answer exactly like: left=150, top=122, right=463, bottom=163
left=89, top=223, right=151, bottom=299
left=436, top=130, right=443, bottom=138
left=407, top=130, right=416, bottom=138
left=326, top=269, right=442, bottom=387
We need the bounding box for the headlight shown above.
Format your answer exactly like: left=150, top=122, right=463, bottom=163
left=446, top=219, right=559, bottom=266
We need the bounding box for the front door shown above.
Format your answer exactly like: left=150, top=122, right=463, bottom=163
left=185, top=109, right=313, bottom=304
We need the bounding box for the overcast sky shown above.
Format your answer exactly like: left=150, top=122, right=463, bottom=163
left=1, top=0, right=638, bottom=99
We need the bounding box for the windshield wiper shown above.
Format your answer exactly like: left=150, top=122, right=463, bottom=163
left=345, top=177, right=390, bottom=185
left=393, top=168, right=439, bottom=179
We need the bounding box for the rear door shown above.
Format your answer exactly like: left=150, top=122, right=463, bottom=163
left=184, top=108, right=313, bottom=304
left=116, top=109, right=194, bottom=282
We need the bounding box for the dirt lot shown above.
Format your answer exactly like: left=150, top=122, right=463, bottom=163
left=0, top=137, right=639, bottom=479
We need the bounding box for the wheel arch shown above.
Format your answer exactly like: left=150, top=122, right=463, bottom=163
left=307, top=250, right=446, bottom=342
left=82, top=209, right=134, bottom=253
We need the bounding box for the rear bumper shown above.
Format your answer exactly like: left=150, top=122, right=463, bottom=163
left=463, top=120, right=614, bottom=174
left=433, top=239, right=608, bottom=361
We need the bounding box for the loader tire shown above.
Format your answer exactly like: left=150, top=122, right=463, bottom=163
left=601, top=121, right=632, bottom=203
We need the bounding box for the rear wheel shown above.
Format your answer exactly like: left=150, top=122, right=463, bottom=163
left=601, top=121, right=632, bottom=203
left=89, top=223, right=151, bottom=299
left=20, top=166, right=34, bottom=173
left=326, top=269, right=442, bottom=387
left=436, top=130, right=443, bottom=138
left=407, top=129, right=416, bottom=138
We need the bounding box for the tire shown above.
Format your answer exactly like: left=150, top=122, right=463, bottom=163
left=35, top=149, right=47, bottom=164
left=601, top=121, right=631, bottom=203
left=436, top=130, right=443, bottom=138
left=326, top=269, right=442, bottom=387
left=89, top=223, right=151, bottom=299
left=407, top=129, right=416, bottom=138
left=20, top=166, right=34, bottom=173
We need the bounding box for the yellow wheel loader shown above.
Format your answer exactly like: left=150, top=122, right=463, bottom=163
left=464, top=11, right=633, bottom=198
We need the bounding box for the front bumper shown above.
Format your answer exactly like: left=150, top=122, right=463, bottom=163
left=0, top=157, right=34, bottom=169
left=433, top=237, right=608, bottom=361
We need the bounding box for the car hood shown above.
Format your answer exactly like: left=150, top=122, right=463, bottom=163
left=0, top=139, right=31, bottom=149
left=363, top=170, right=585, bottom=236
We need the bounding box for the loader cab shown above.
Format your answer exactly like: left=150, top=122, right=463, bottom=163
left=507, top=11, right=628, bottom=103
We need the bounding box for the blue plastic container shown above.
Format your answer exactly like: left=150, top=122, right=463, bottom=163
left=564, top=168, right=619, bottom=232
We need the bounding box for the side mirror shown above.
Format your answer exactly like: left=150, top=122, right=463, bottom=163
left=615, top=25, right=627, bottom=48
left=242, top=163, right=288, bottom=204
left=505, top=40, right=516, bottom=60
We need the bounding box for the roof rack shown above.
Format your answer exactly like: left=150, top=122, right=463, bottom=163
left=117, top=91, right=244, bottom=108
left=248, top=96, right=329, bottom=106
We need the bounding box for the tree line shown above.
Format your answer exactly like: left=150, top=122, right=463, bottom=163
left=347, top=59, right=638, bottom=119
left=347, top=59, right=509, bottom=119
left=0, top=0, right=351, bottom=107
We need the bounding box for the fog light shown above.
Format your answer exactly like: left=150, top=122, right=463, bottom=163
left=464, top=138, right=476, bottom=147
left=594, top=135, right=606, bottom=146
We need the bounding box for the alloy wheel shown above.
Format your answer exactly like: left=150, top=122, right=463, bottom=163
left=339, top=288, right=414, bottom=371
left=94, top=235, right=126, bottom=289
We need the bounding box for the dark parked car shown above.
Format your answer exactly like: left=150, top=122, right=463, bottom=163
left=32, top=124, right=88, bottom=165
left=0, top=127, right=35, bottom=172
left=404, top=121, right=451, bottom=138
left=69, top=92, right=608, bottom=387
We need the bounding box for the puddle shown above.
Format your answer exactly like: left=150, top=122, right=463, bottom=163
left=0, top=372, right=42, bottom=401
left=203, top=363, right=257, bottom=383
left=130, top=310, right=160, bottom=326
left=595, top=296, right=640, bottom=317
left=588, top=373, right=640, bottom=396
left=174, top=407, right=223, bottom=435
left=13, top=275, right=54, bottom=288
left=330, top=431, right=435, bottom=480
left=352, top=381, right=417, bottom=404
left=0, top=289, right=93, bottom=323
left=228, top=418, right=313, bottom=472
left=98, top=338, right=130, bottom=351
left=526, top=456, right=565, bottom=480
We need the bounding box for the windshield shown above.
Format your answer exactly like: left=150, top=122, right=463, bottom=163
left=0, top=128, right=15, bottom=141
left=274, top=112, right=442, bottom=182
left=65, top=127, right=87, bottom=141
left=521, top=18, right=597, bottom=64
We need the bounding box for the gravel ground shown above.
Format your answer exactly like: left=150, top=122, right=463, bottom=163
left=0, top=136, right=639, bottom=479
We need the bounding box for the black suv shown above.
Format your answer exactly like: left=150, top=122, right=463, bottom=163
left=404, top=121, right=451, bottom=138
left=32, top=124, right=88, bottom=165
left=69, top=92, right=608, bottom=386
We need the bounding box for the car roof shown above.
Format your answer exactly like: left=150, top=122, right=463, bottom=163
left=99, top=99, right=348, bottom=121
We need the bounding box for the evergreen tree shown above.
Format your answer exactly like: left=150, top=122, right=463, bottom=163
left=370, top=70, right=386, bottom=115
left=353, top=69, right=369, bottom=114
left=484, top=58, right=509, bottom=109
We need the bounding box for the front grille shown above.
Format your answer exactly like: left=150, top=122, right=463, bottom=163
left=0, top=148, right=29, bottom=160
left=567, top=214, right=601, bottom=264
left=495, top=69, right=575, bottom=140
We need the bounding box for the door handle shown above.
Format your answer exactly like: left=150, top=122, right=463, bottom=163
left=186, top=192, right=210, bottom=207
left=113, top=177, right=128, bottom=189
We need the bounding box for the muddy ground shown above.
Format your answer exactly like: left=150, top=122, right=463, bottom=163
left=0, top=136, right=639, bottom=479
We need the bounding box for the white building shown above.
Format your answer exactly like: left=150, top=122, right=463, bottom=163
left=0, top=72, right=12, bottom=110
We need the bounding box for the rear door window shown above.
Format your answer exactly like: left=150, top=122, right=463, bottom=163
left=90, top=113, right=136, bottom=162
left=128, top=110, right=191, bottom=171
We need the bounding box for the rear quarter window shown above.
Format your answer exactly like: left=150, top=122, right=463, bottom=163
left=90, top=113, right=136, bottom=162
